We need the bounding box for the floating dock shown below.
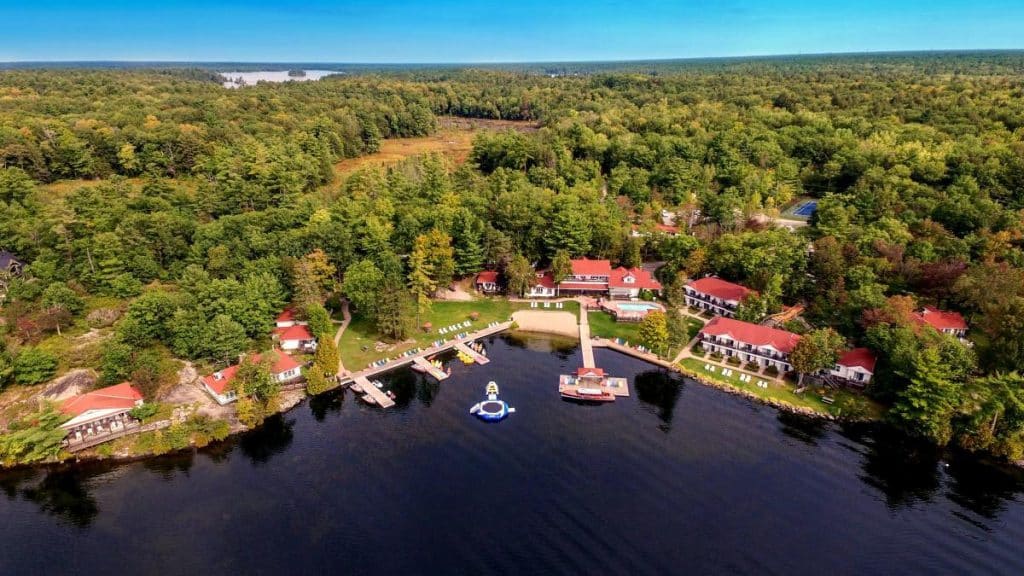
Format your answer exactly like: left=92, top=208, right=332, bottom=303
left=412, top=356, right=450, bottom=380
left=454, top=341, right=490, bottom=365
left=558, top=367, right=630, bottom=399
left=351, top=375, right=396, bottom=408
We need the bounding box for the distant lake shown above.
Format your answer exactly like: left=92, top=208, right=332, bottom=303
left=2, top=334, right=1023, bottom=574
left=219, top=69, right=338, bottom=88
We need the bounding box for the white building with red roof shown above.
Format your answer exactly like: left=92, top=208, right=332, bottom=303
left=525, top=270, right=557, bottom=298
left=475, top=270, right=500, bottom=293
left=913, top=306, right=968, bottom=338
left=828, top=348, right=877, bottom=387
left=275, top=308, right=304, bottom=328
left=557, top=258, right=613, bottom=294
left=698, top=316, right=800, bottom=372
left=201, top=349, right=303, bottom=405
left=608, top=267, right=662, bottom=299
left=60, top=382, right=145, bottom=447
left=685, top=277, right=755, bottom=317
left=274, top=323, right=317, bottom=353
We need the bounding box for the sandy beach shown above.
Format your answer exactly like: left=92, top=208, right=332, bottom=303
left=510, top=310, right=579, bottom=338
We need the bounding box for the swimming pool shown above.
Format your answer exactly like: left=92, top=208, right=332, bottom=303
left=617, top=303, right=660, bottom=312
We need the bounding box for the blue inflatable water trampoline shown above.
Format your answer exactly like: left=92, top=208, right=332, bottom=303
left=469, top=381, right=515, bottom=422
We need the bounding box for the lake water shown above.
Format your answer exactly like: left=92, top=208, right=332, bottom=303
left=1, top=334, right=1023, bottom=575
left=219, top=70, right=338, bottom=88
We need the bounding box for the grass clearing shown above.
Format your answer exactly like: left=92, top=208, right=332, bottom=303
left=678, top=357, right=883, bottom=420
left=338, top=299, right=538, bottom=369
left=588, top=311, right=640, bottom=343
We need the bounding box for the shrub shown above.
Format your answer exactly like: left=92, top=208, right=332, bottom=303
left=745, top=362, right=761, bottom=372
left=765, top=366, right=780, bottom=377
left=691, top=344, right=705, bottom=356
left=13, top=348, right=58, bottom=385
left=710, top=351, right=723, bottom=361
left=726, top=356, right=742, bottom=366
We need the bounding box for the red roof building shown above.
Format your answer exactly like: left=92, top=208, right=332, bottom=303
left=475, top=270, right=500, bottom=293
left=608, top=267, right=662, bottom=298
left=699, top=316, right=801, bottom=371
left=274, top=323, right=317, bottom=352
left=61, top=382, right=144, bottom=417
left=570, top=258, right=612, bottom=277
left=830, top=348, right=877, bottom=387
left=913, top=306, right=968, bottom=337
left=525, top=271, right=557, bottom=298
left=60, top=382, right=146, bottom=445
left=685, top=277, right=755, bottom=318
left=275, top=308, right=307, bottom=328
left=201, top=349, right=303, bottom=405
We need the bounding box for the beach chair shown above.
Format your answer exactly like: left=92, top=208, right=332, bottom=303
left=703, top=364, right=710, bottom=371
left=709, top=366, right=716, bottom=372
left=543, top=302, right=550, bottom=308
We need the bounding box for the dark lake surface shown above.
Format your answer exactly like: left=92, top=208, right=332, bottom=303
left=2, top=334, right=1023, bottom=575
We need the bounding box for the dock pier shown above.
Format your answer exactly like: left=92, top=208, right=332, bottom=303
left=454, top=341, right=490, bottom=365
left=412, top=356, right=450, bottom=380
left=351, top=375, right=396, bottom=408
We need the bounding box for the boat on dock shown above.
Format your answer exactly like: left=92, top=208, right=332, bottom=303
left=560, top=386, right=616, bottom=402
left=469, top=381, right=515, bottom=422
left=558, top=367, right=630, bottom=402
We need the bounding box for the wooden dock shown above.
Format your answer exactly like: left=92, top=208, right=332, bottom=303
left=454, top=341, right=490, bottom=365
left=351, top=375, right=396, bottom=408
left=412, top=356, right=450, bottom=380
left=337, top=321, right=513, bottom=408
left=578, top=309, right=596, bottom=368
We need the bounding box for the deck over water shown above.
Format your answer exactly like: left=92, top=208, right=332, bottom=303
left=351, top=375, right=396, bottom=408
left=338, top=321, right=513, bottom=408
left=454, top=342, right=489, bottom=365
left=412, top=356, right=450, bottom=380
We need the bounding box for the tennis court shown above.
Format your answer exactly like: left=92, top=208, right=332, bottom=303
left=790, top=200, right=818, bottom=218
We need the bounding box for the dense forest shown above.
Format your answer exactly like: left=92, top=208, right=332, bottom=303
left=1, top=53, right=1024, bottom=462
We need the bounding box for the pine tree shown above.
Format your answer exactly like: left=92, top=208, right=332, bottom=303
left=452, top=211, right=486, bottom=277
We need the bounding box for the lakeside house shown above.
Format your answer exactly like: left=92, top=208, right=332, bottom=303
left=60, top=382, right=145, bottom=449
left=475, top=270, right=500, bottom=293
left=201, top=349, right=303, bottom=405
left=608, top=266, right=662, bottom=299
left=698, top=316, right=800, bottom=373
left=912, top=306, right=968, bottom=339
left=525, top=271, right=557, bottom=298
left=685, top=277, right=755, bottom=317
left=828, top=348, right=877, bottom=387
left=274, top=323, right=317, bottom=352
left=275, top=308, right=304, bottom=328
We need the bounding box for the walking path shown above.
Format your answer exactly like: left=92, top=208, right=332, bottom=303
left=332, top=300, right=352, bottom=376
left=578, top=303, right=595, bottom=368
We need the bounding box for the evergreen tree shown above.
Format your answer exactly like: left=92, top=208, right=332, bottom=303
left=452, top=210, right=486, bottom=277
left=890, top=347, right=962, bottom=445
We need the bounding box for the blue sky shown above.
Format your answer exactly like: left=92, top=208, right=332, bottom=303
left=1, top=0, right=1022, bottom=62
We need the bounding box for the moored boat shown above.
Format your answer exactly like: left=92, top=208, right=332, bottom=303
left=560, top=387, right=616, bottom=402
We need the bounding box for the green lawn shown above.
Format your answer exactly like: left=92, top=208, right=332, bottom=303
left=588, top=311, right=640, bottom=343
left=678, top=357, right=883, bottom=420
left=338, top=299, right=554, bottom=369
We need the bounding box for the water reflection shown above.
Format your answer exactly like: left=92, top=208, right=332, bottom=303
left=776, top=412, right=829, bottom=446
left=634, top=370, right=684, bottom=431
left=850, top=425, right=944, bottom=508
left=308, top=389, right=345, bottom=422
left=19, top=469, right=98, bottom=528
left=945, top=451, right=1024, bottom=520
left=238, top=415, right=295, bottom=465
left=142, top=452, right=195, bottom=480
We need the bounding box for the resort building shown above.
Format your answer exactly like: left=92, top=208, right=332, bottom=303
left=557, top=258, right=613, bottom=294
left=202, top=349, right=303, bottom=405
left=912, top=306, right=968, bottom=338
left=698, top=316, right=800, bottom=373
left=274, top=323, right=317, bottom=352
left=608, top=266, right=662, bottom=299
left=275, top=308, right=305, bottom=328
left=60, top=382, right=145, bottom=449
left=828, top=348, right=877, bottom=387
left=525, top=271, right=557, bottom=298
left=685, top=277, right=754, bottom=317
left=475, top=270, right=500, bottom=293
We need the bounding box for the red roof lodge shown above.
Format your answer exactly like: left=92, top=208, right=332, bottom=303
left=699, top=316, right=800, bottom=372
left=913, top=306, right=968, bottom=338
left=685, top=277, right=755, bottom=318
left=202, top=349, right=303, bottom=405
left=60, top=382, right=145, bottom=448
